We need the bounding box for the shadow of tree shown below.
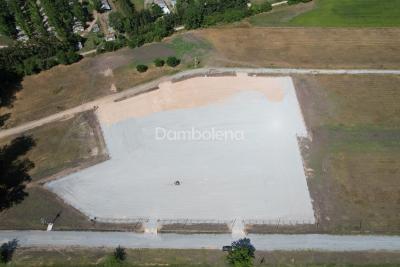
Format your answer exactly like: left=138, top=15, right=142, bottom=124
left=0, top=135, right=36, bottom=212
left=0, top=113, right=11, bottom=128
left=0, top=66, right=23, bottom=107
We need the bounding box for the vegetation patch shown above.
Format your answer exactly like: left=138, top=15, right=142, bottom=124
left=290, top=0, right=400, bottom=27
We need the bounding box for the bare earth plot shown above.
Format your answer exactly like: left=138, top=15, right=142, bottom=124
left=47, top=74, right=315, bottom=226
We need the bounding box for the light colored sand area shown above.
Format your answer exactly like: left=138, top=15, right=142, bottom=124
left=98, top=73, right=286, bottom=125
left=47, top=75, right=314, bottom=224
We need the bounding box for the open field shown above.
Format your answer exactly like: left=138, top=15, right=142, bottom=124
left=48, top=75, right=314, bottom=225
left=7, top=248, right=400, bottom=267
left=0, top=34, right=211, bottom=128
left=249, top=0, right=400, bottom=27
left=197, top=28, right=400, bottom=69
left=294, top=75, right=400, bottom=234
left=248, top=1, right=316, bottom=27
left=290, top=0, right=400, bottom=27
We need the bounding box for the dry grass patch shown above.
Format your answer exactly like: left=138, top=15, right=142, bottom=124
left=0, top=112, right=142, bottom=231
left=197, top=28, right=400, bottom=69
left=294, top=75, right=400, bottom=234
left=0, top=112, right=106, bottom=182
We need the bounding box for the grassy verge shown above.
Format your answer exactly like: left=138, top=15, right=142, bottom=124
left=5, top=248, right=400, bottom=267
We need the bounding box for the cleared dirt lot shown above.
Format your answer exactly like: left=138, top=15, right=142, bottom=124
left=294, top=75, right=400, bottom=234
left=48, top=75, right=314, bottom=224
left=197, top=27, right=400, bottom=69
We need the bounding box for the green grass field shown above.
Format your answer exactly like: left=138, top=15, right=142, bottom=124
left=249, top=0, right=400, bottom=27
left=290, top=0, right=400, bottom=27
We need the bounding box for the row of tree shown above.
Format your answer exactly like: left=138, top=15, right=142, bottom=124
left=0, top=0, right=88, bottom=42
left=107, top=0, right=273, bottom=49
left=108, top=0, right=176, bottom=48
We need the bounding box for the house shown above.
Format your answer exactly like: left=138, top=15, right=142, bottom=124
left=101, top=0, right=112, bottom=11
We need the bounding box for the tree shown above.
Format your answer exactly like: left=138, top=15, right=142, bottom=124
left=166, top=56, right=180, bottom=67
left=154, top=58, right=165, bottom=67
left=115, top=0, right=136, bottom=18
left=0, top=135, right=35, bottom=211
left=71, top=0, right=87, bottom=25
left=113, top=246, right=126, bottom=262
left=90, top=0, right=102, bottom=12
left=227, top=238, right=256, bottom=267
left=0, top=0, right=17, bottom=38
left=57, top=50, right=82, bottom=65
left=136, top=64, right=148, bottom=72
left=27, top=0, right=48, bottom=36
left=0, top=239, right=18, bottom=263
left=109, top=12, right=126, bottom=33
left=8, top=0, right=34, bottom=38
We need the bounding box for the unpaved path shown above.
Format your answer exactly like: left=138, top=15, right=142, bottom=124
left=1, top=67, right=400, bottom=139
left=1, top=231, right=400, bottom=251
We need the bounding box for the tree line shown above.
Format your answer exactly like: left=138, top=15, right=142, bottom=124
left=108, top=0, right=273, bottom=49
left=0, top=0, right=88, bottom=42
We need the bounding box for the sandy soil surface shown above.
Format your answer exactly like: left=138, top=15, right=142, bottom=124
left=97, top=73, right=286, bottom=125
left=47, top=74, right=314, bottom=224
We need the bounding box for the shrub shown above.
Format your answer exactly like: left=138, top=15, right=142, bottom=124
left=166, top=56, right=180, bottom=67
left=154, top=58, right=165, bottom=67
left=113, top=246, right=126, bottom=262
left=227, top=238, right=255, bottom=267
left=288, top=0, right=312, bottom=5
left=136, top=64, right=148, bottom=72
left=0, top=239, right=18, bottom=263
left=251, top=1, right=272, bottom=15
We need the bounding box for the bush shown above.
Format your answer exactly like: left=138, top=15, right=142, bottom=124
left=166, top=56, right=180, bottom=67
left=288, top=0, right=312, bottom=5
left=113, top=246, right=126, bottom=262
left=154, top=58, right=165, bottom=67
left=251, top=2, right=272, bottom=14
left=227, top=238, right=255, bottom=267
left=136, top=64, right=148, bottom=72
left=57, top=50, right=82, bottom=65
left=0, top=239, right=18, bottom=263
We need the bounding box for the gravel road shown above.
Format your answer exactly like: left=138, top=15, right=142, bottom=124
left=1, top=231, right=400, bottom=251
